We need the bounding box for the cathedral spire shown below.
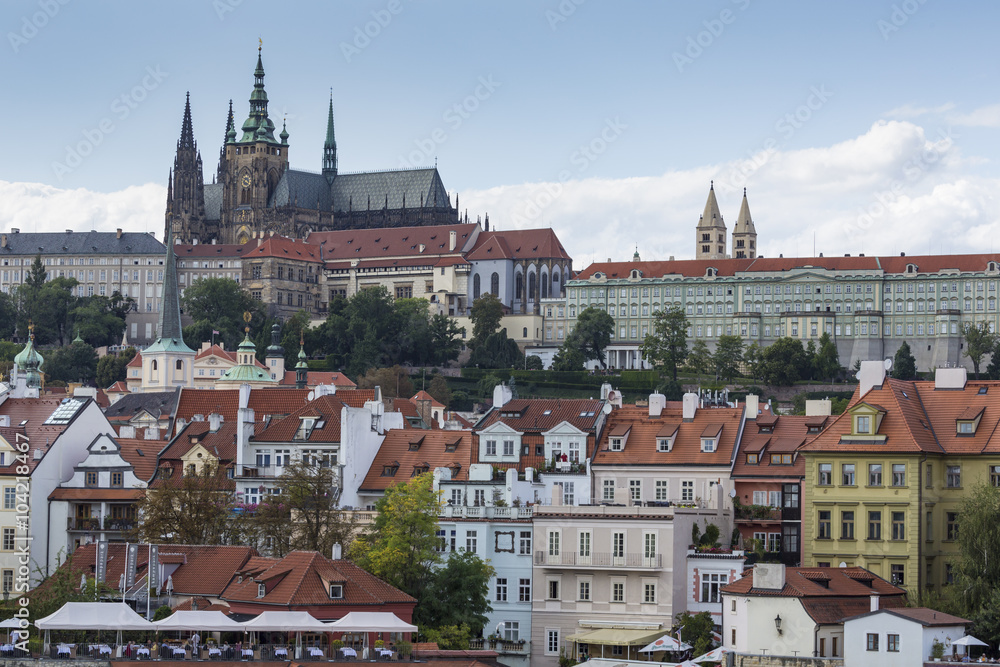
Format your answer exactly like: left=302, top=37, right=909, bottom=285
left=731, top=187, right=758, bottom=259
left=323, top=91, right=338, bottom=182
left=179, top=92, right=195, bottom=150
left=156, top=230, right=188, bottom=346
left=240, top=43, right=276, bottom=142
left=695, top=181, right=727, bottom=260
left=224, top=100, right=235, bottom=143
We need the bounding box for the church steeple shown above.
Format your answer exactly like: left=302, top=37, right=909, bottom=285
left=140, top=230, right=195, bottom=390
left=218, top=100, right=234, bottom=182
left=695, top=181, right=727, bottom=260
left=240, top=44, right=276, bottom=142
left=179, top=92, right=195, bottom=150
left=732, top=187, right=758, bottom=259
left=323, top=92, right=338, bottom=182
left=156, top=231, right=188, bottom=346
left=165, top=93, right=206, bottom=244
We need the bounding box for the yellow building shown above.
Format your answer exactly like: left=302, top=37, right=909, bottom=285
left=800, top=363, right=1000, bottom=595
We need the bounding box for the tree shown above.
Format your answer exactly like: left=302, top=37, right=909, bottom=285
left=743, top=342, right=762, bottom=383
left=133, top=462, right=236, bottom=545
left=477, top=373, right=503, bottom=400
left=672, top=611, right=715, bottom=657
left=524, top=355, right=543, bottom=370
left=181, top=277, right=264, bottom=350
left=357, top=365, right=414, bottom=398
left=686, top=340, right=713, bottom=376
left=891, top=341, right=917, bottom=380
left=567, top=307, right=614, bottom=368
left=756, top=338, right=808, bottom=386
left=468, top=328, right=523, bottom=369
left=44, top=341, right=99, bottom=384
left=95, top=347, right=137, bottom=388
left=964, top=321, right=996, bottom=379
left=469, top=294, right=504, bottom=348
left=813, top=332, right=841, bottom=382
left=272, top=461, right=359, bottom=556
left=953, top=482, right=1000, bottom=614
left=713, top=334, right=744, bottom=383
left=350, top=472, right=442, bottom=597
left=551, top=342, right=585, bottom=371
left=428, top=313, right=463, bottom=366
left=802, top=340, right=818, bottom=381
left=416, top=551, right=495, bottom=634
left=641, top=306, right=689, bottom=381
left=427, top=375, right=452, bottom=407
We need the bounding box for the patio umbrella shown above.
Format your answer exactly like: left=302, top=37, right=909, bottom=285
left=954, top=635, right=989, bottom=655
left=692, top=646, right=729, bottom=663
left=638, top=635, right=692, bottom=653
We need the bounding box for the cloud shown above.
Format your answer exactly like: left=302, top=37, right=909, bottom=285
left=884, top=102, right=955, bottom=119
left=0, top=180, right=166, bottom=237
left=948, top=103, right=1000, bottom=128
left=1, top=118, right=999, bottom=274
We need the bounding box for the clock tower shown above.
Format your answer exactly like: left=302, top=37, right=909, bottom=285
left=219, top=45, right=290, bottom=244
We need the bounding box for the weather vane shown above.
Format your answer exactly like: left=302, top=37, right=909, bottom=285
left=243, top=310, right=252, bottom=334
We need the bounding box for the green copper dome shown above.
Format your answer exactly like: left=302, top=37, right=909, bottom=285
left=218, top=330, right=277, bottom=384
left=15, top=333, right=44, bottom=388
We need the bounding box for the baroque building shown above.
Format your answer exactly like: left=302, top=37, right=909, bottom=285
left=165, top=47, right=459, bottom=246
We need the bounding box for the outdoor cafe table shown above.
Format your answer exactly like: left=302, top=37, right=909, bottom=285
left=56, top=643, right=72, bottom=657
left=208, top=647, right=222, bottom=658
left=308, top=647, right=325, bottom=658
left=273, top=647, right=289, bottom=658
left=339, top=647, right=357, bottom=658
left=135, top=647, right=150, bottom=659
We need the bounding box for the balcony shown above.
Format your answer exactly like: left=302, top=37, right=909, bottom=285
left=441, top=506, right=534, bottom=520
left=734, top=505, right=782, bottom=523
left=68, top=517, right=135, bottom=532
left=469, top=638, right=529, bottom=654
left=240, top=466, right=277, bottom=478
left=534, top=550, right=662, bottom=569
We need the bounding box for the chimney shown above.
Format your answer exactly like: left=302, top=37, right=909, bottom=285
left=1, top=235, right=6, bottom=249
left=119, top=425, right=136, bottom=439
left=331, top=543, right=343, bottom=560
left=144, top=427, right=160, bottom=440
left=648, top=393, right=666, bottom=417
left=682, top=392, right=698, bottom=421
left=208, top=412, right=223, bottom=433
left=935, top=367, right=968, bottom=390
left=870, top=594, right=880, bottom=612
left=551, top=484, right=563, bottom=506
left=0, top=415, right=8, bottom=428
left=10, top=228, right=18, bottom=234
left=751, top=563, right=786, bottom=591
left=236, top=384, right=255, bottom=476
left=116, top=228, right=123, bottom=239
left=449, top=230, right=457, bottom=251
left=614, top=485, right=629, bottom=506
left=805, top=399, right=832, bottom=416
left=493, top=383, right=512, bottom=409
left=745, top=394, right=759, bottom=420
left=857, top=360, right=888, bottom=396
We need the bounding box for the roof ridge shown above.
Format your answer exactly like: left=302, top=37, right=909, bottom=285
left=907, top=380, right=944, bottom=453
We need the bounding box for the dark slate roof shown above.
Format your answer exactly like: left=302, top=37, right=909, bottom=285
left=204, top=183, right=224, bottom=221
left=267, top=168, right=452, bottom=213
left=0, top=231, right=165, bottom=255
left=103, top=389, right=180, bottom=422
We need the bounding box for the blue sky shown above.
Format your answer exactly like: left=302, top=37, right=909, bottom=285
left=2, top=0, right=999, bottom=266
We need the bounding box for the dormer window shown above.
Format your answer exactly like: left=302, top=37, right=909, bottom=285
left=958, top=421, right=974, bottom=434
left=444, top=437, right=461, bottom=453
left=485, top=439, right=497, bottom=456
left=329, top=584, right=344, bottom=599
left=412, top=465, right=429, bottom=477
left=408, top=435, right=424, bottom=451
left=257, top=583, right=266, bottom=598
left=956, top=406, right=984, bottom=435
left=656, top=424, right=678, bottom=452
left=855, top=415, right=871, bottom=434
left=701, top=424, right=723, bottom=452
left=656, top=438, right=671, bottom=452
left=610, top=438, right=624, bottom=451
left=746, top=453, right=758, bottom=464
left=608, top=425, right=630, bottom=451
left=701, top=438, right=716, bottom=453
left=295, top=417, right=317, bottom=441
left=381, top=463, right=399, bottom=477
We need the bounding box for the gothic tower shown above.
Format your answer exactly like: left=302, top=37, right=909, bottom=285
left=322, top=93, right=338, bottom=183
left=141, top=230, right=195, bottom=391
left=164, top=93, right=207, bottom=244
left=217, top=99, right=234, bottom=184
left=219, top=46, right=290, bottom=245
left=732, top=188, right=758, bottom=259
left=695, top=181, right=727, bottom=260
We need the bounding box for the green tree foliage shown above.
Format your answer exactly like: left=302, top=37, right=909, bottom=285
left=44, top=341, right=99, bottom=384
left=743, top=342, right=761, bottom=383
left=422, top=625, right=473, bottom=651
left=133, top=462, right=236, bottom=545
left=428, top=314, right=464, bottom=366
left=891, top=341, right=917, bottom=380
left=477, top=373, right=503, bottom=400
left=657, top=378, right=684, bottom=400
left=351, top=472, right=442, bottom=598
left=469, top=294, right=504, bottom=349
left=954, top=483, right=1000, bottom=614
left=567, top=306, right=614, bottom=368
left=181, top=277, right=265, bottom=350
left=551, top=343, right=585, bottom=371
left=468, top=328, right=524, bottom=369
left=427, top=375, right=452, bottom=406
left=524, top=355, right=543, bottom=370
left=69, top=293, right=134, bottom=347
left=813, top=332, right=841, bottom=381
left=22, top=553, right=116, bottom=625
left=357, top=365, right=414, bottom=399
left=95, top=347, right=137, bottom=388
left=275, top=461, right=359, bottom=556
left=15, top=270, right=81, bottom=346
left=756, top=338, right=809, bottom=386
left=641, top=306, right=689, bottom=381
left=416, top=551, right=495, bottom=635
left=713, top=335, right=744, bottom=382
left=0, top=291, right=16, bottom=341
left=686, top=340, right=713, bottom=376
left=964, top=321, right=997, bottom=379
left=672, top=611, right=715, bottom=657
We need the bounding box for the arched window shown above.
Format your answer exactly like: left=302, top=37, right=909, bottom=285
left=175, top=360, right=183, bottom=371
left=515, top=273, right=524, bottom=300
left=528, top=273, right=536, bottom=301
left=473, top=274, right=481, bottom=300
left=523, top=327, right=528, bottom=338
left=151, top=360, right=158, bottom=371
left=240, top=188, right=250, bottom=205
left=491, top=272, right=499, bottom=296
left=541, top=274, right=549, bottom=299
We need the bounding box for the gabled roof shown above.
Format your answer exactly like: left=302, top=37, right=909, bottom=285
left=465, top=229, right=571, bottom=261
left=593, top=404, right=742, bottom=466
left=116, top=438, right=159, bottom=481
left=308, top=223, right=479, bottom=261
left=156, top=421, right=239, bottom=466
left=277, top=370, right=356, bottom=388
left=475, top=398, right=604, bottom=434
left=270, top=167, right=453, bottom=215
left=174, top=387, right=311, bottom=422
left=0, top=397, right=88, bottom=473
left=411, top=390, right=445, bottom=408
left=222, top=551, right=415, bottom=610
left=844, top=607, right=969, bottom=627
left=103, top=389, right=179, bottom=422
left=251, top=395, right=348, bottom=444
left=244, top=236, right=323, bottom=263
left=732, top=410, right=813, bottom=478
left=0, top=230, right=165, bottom=256
left=361, top=429, right=473, bottom=492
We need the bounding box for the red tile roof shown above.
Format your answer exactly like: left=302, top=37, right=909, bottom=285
left=107, top=381, right=129, bottom=393
left=593, top=404, right=741, bottom=467
left=174, top=387, right=312, bottom=422
left=411, top=391, right=445, bottom=408
left=252, top=395, right=348, bottom=444
left=465, top=229, right=571, bottom=261
left=48, top=488, right=143, bottom=501
left=844, top=607, right=969, bottom=626
left=116, top=438, right=160, bottom=481
left=0, top=398, right=88, bottom=474
left=245, top=236, right=323, bottom=263
left=223, top=551, right=415, bottom=611
left=361, top=429, right=473, bottom=492
left=475, top=399, right=604, bottom=434
left=308, top=224, right=480, bottom=261
left=278, top=371, right=357, bottom=388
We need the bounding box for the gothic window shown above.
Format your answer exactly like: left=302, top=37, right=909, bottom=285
left=491, top=272, right=499, bottom=295
left=541, top=274, right=549, bottom=299
left=528, top=273, right=537, bottom=301
left=515, top=273, right=524, bottom=300
left=240, top=188, right=250, bottom=205
left=473, top=274, right=481, bottom=300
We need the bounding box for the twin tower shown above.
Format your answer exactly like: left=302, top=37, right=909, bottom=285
left=695, top=182, right=758, bottom=260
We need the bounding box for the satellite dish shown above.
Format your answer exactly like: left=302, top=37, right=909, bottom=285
left=729, top=489, right=737, bottom=498
left=602, top=403, right=613, bottom=415
left=884, top=358, right=893, bottom=371
left=839, top=561, right=847, bottom=568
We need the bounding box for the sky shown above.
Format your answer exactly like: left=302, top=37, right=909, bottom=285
left=2, top=0, right=1000, bottom=269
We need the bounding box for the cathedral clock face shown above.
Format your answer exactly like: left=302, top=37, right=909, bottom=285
left=241, top=173, right=251, bottom=187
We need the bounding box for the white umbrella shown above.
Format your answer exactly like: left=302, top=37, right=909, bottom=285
left=638, top=635, right=692, bottom=652
left=692, top=647, right=729, bottom=663
left=954, top=636, right=989, bottom=647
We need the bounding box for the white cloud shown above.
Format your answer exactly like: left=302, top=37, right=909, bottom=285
left=948, top=103, right=1000, bottom=128
left=884, top=102, right=955, bottom=119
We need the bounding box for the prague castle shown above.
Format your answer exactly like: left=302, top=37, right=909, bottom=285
left=165, top=47, right=459, bottom=246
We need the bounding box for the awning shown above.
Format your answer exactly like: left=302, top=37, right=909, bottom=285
left=155, top=610, right=243, bottom=630
left=565, top=628, right=664, bottom=647
left=36, top=603, right=153, bottom=630
left=243, top=612, right=330, bottom=632
left=327, top=612, right=416, bottom=633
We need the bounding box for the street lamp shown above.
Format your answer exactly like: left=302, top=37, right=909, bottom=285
left=774, top=614, right=783, bottom=635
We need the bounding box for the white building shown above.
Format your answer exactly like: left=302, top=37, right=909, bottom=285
left=842, top=607, right=970, bottom=666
